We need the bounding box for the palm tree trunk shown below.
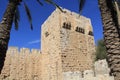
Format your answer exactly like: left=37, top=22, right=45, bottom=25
left=0, top=2, right=17, bottom=73
left=98, top=0, right=120, bottom=80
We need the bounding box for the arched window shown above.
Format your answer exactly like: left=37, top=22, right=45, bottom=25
left=75, top=27, right=85, bottom=34
left=88, top=31, right=93, bottom=36
left=62, top=22, right=71, bottom=30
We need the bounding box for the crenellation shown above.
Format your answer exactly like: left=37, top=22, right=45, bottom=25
left=7, top=47, right=18, bottom=51
left=7, top=47, right=19, bottom=54
left=31, top=49, right=41, bottom=54
left=20, top=48, right=30, bottom=54
left=7, top=47, right=41, bottom=55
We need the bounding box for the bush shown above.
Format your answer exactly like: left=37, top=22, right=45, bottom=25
left=95, top=39, right=107, bottom=61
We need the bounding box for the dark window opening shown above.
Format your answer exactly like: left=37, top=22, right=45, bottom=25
left=62, top=22, right=71, bottom=30
left=45, top=32, right=49, bottom=37
left=63, top=22, right=66, bottom=28
left=88, top=31, right=93, bottom=36
left=75, top=27, right=85, bottom=34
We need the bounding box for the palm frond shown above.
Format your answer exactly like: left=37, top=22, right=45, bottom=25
left=9, top=0, right=22, bottom=4
left=37, top=0, right=43, bottom=6
left=16, top=7, right=20, bottom=21
left=45, top=0, right=63, bottom=12
left=114, top=0, right=120, bottom=28
left=24, top=2, right=33, bottom=30
left=116, top=0, right=120, bottom=9
left=14, top=7, right=20, bottom=30
left=9, top=0, right=14, bottom=2
left=79, top=0, right=85, bottom=14
left=14, top=16, right=19, bottom=30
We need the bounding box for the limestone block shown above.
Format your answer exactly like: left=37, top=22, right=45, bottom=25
left=94, top=59, right=110, bottom=75
left=63, top=71, right=82, bottom=80
left=84, top=70, right=94, bottom=78
left=96, top=74, right=114, bottom=80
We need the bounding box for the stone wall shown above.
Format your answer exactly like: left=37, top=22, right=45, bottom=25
left=63, top=59, right=114, bottom=80
left=0, top=8, right=112, bottom=80
left=41, top=8, right=95, bottom=72
left=0, top=47, right=63, bottom=80
left=41, top=53, right=63, bottom=80
left=94, top=59, right=110, bottom=75
left=0, top=47, right=42, bottom=80
left=0, top=49, right=114, bottom=80
left=59, top=9, right=95, bottom=72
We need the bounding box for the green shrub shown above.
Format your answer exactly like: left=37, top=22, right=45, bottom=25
left=95, top=39, right=107, bottom=61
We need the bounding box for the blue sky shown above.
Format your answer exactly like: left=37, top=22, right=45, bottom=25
left=0, top=0, right=103, bottom=49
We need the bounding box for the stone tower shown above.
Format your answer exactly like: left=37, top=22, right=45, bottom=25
left=41, top=8, right=95, bottom=72
left=0, top=8, right=114, bottom=80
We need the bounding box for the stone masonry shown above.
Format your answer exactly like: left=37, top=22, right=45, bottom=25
left=0, top=8, right=114, bottom=80
left=0, top=47, right=42, bottom=80
left=63, top=59, right=114, bottom=80
left=0, top=50, right=114, bottom=80
left=41, top=8, right=95, bottom=72
left=0, top=47, right=63, bottom=80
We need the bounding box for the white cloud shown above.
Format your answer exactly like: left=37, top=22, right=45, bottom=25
left=28, top=40, right=40, bottom=44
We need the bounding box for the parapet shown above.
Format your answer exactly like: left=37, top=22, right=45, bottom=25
left=7, top=46, right=41, bottom=55
left=7, top=47, right=19, bottom=54
left=20, top=48, right=30, bottom=54
left=42, top=8, right=93, bottom=32
left=57, top=8, right=92, bottom=25
left=55, top=7, right=89, bottom=21
left=31, top=49, right=41, bottom=54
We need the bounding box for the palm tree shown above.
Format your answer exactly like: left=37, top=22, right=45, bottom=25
left=79, top=0, right=120, bottom=80
left=0, top=0, right=62, bottom=74
left=98, top=0, right=120, bottom=80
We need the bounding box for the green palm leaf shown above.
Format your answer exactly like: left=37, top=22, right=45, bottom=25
left=14, top=6, right=20, bottom=30
left=24, top=2, right=33, bottom=30
left=114, top=0, right=120, bottom=30
left=14, top=16, right=19, bottom=30
left=15, top=6, right=20, bottom=21
left=37, top=0, right=43, bottom=6
left=9, top=0, right=22, bottom=3
left=45, top=0, right=63, bottom=12
left=79, top=0, right=85, bottom=14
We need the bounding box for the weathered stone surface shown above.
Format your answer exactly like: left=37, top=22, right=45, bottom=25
left=62, top=60, right=114, bottom=80
left=0, top=47, right=42, bottom=80
left=94, top=59, right=110, bottom=75
left=0, top=8, right=114, bottom=80
left=41, top=8, right=95, bottom=72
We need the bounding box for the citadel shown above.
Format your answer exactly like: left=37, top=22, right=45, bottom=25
left=0, top=8, right=114, bottom=80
